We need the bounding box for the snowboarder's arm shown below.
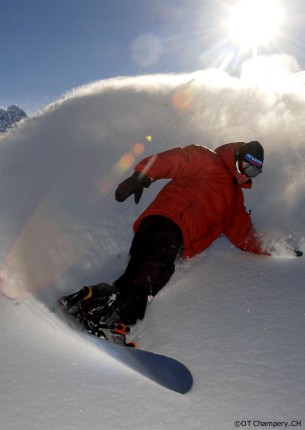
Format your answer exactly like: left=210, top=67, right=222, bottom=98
left=115, top=145, right=209, bottom=204
left=224, top=210, right=269, bottom=255
left=225, top=211, right=303, bottom=257
left=134, top=145, right=210, bottom=181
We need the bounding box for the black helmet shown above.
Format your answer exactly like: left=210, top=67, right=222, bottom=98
left=236, top=141, right=264, bottom=178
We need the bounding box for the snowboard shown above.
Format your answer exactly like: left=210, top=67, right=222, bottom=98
left=78, top=329, right=193, bottom=394
left=58, top=307, right=193, bottom=394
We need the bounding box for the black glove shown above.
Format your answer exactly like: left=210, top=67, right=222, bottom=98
left=115, top=171, right=151, bottom=204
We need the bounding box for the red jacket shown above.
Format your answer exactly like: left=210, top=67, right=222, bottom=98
left=133, top=143, right=265, bottom=258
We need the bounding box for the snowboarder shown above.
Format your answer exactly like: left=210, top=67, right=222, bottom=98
left=59, top=141, right=269, bottom=338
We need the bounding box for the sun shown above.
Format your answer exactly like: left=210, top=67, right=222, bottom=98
left=226, top=0, right=283, bottom=55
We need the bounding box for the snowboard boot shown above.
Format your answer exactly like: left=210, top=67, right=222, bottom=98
left=85, top=290, right=148, bottom=330
left=58, top=283, right=117, bottom=322
left=59, top=286, right=148, bottom=347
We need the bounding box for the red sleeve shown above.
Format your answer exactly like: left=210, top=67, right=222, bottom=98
left=224, top=209, right=269, bottom=255
left=134, top=145, right=212, bottom=181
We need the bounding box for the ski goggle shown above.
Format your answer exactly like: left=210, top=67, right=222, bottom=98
left=240, top=153, right=263, bottom=178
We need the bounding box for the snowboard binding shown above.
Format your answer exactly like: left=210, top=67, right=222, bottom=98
left=58, top=285, right=135, bottom=347
left=85, top=320, right=136, bottom=347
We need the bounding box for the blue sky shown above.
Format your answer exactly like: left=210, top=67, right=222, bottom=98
left=1, top=0, right=305, bottom=115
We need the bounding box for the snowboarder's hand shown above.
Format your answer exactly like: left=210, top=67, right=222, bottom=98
left=292, top=249, right=303, bottom=257
left=268, top=244, right=303, bottom=257
left=115, top=171, right=151, bottom=204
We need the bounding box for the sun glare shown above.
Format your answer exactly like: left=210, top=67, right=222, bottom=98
left=227, top=0, right=283, bottom=55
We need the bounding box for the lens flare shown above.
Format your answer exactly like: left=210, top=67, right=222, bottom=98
left=0, top=197, right=94, bottom=298
left=130, top=33, right=162, bottom=68
left=113, top=152, right=135, bottom=175
left=120, top=152, right=135, bottom=168
left=134, top=143, right=145, bottom=155
left=172, top=90, right=192, bottom=110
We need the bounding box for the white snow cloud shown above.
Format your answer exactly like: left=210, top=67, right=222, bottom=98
left=0, top=54, right=304, bottom=298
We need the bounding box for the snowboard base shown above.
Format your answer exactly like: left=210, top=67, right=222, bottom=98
left=81, top=330, right=193, bottom=394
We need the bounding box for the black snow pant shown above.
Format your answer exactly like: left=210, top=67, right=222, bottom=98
left=114, top=215, right=183, bottom=324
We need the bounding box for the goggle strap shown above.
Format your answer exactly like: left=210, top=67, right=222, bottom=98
left=244, top=153, right=263, bottom=168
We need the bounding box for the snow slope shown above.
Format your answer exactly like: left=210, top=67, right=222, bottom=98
left=0, top=54, right=304, bottom=429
